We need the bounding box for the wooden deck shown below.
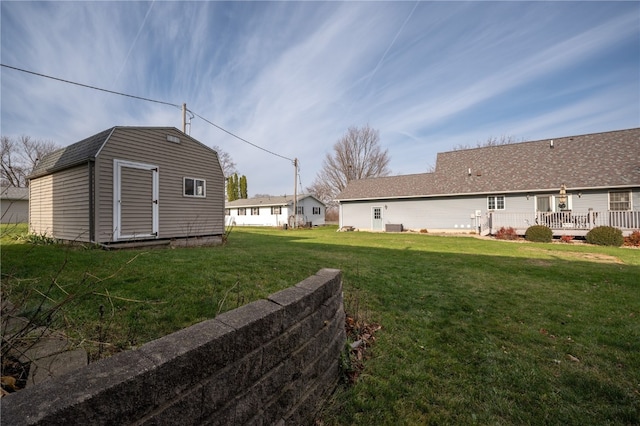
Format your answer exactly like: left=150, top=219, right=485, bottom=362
left=486, top=211, right=640, bottom=237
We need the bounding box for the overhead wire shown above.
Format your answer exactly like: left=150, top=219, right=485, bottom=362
left=1, top=63, right=180, bottom=109
left=1, top=63, right=295, bottom=164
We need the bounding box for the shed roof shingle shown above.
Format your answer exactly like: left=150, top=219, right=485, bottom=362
left=29, top=127, right=115, bottom=179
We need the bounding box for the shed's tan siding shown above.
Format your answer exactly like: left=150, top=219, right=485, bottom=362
left=95, top=128, right=224, bottom=242
left=30, top=165, right=90, bottom=241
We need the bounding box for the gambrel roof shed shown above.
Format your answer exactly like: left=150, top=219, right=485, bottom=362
left=29, top=126, right=225, bottom=246
left=336, top=128, right=640, bottom=201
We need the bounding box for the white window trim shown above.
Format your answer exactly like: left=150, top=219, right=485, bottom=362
left=608, top=190, right=632, bottom=211
left=487, top=195, right=505, bottom=211
left=183, top=177, right=206, bottom=198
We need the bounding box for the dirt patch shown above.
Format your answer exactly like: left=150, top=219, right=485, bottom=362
left=559, top=252, right=624, bottom=264
left=523, top=248, right=624, bottom=264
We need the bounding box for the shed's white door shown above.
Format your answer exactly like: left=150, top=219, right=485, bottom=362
left=372, top=206, right=383, bottom=231
left=113, top=160, right=159, bottom=241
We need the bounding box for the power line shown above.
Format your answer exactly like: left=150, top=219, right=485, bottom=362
left=1, top=63, right=295, bottom=164
left=189, top=110, right=295, bottom=163
left=1, top=63, right=180, bottom=109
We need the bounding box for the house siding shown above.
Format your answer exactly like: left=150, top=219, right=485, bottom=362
left=30, top=165, right=90, bottom=241
left=1, top=195, right=29, bottom=224
left=227, top=206, right=290, bottom=227
left=295, top=197, right=325, bottom=226
left=226, top=195, right=325, bottom=227
left=340, top=189, right=640, bottom=233
left=95, top=128, right=224, bottom=242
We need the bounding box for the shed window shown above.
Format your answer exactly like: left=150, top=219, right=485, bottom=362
left=609, top=191, right=631, bottom=210
left=313, top=206, right=321, bottom=215
left=251, top=207, right=259, bottom=215
left=225, top=209, right=230, bottom=215
left=184, top=177, right=205, bottom=197
left=487, top=195, right=505, bottom=210
left=297, top=206, right=304, bottom=214
left=271, top=206, right=282, bottom=215
left=238, top=208, right=246, bottom=216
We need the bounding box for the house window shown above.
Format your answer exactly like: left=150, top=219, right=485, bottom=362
left=251, top=207, right=259, bottom=215
left=184, top=177, right=205, bottom=197
left=313, top=206, right=321, bottom=215
left=238, top=208, right=246, bottom=216
left=225, top=209, right=230, bottom=215
left=271, top=206, right=282, bottom=214
left=609, top=191, right=631, bottom=210
left=487, top=195, right=505, bottom=210
left=297, top=206, right=304, bottom=214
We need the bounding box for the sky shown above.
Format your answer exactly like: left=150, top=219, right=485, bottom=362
left=1, top=1, right=639, bottom=197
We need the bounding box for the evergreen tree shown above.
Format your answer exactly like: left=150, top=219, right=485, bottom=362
left=240, top=175, right=248, bottom=199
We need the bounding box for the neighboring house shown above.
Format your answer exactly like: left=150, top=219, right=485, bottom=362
left=1, top=187, right=29, bottom=224
left=226, top=194, right=326, bottom=227
left=336, top=128, right=640, bottom=236
left=28, top=127, right=225, bottom=246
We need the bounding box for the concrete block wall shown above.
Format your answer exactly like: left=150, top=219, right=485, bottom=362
left=2, top=268, right=346, bottom=425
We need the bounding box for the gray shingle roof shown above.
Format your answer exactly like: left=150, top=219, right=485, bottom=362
left=226, top=194, right=324, bottom=208
left=29, top=127, right=115, bottom=179
left=1, top=187, right=29, bottom=200
left=336, top=128, right=640, bottom=201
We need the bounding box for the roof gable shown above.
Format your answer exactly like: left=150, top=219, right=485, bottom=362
left=337, top=128, right=640, bottom=201
left=29, top=126, right=218, bottom=180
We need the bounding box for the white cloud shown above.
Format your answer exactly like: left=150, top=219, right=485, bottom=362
left=1, top=1, right=638, bottom=195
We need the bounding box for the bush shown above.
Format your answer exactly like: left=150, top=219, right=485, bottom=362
left=560, top=235, right=573, bottom=244
left=586, top=226, right=624, bottom=246
left=624, top=230, right=640, bottom=247
left=495, top=227, right=518, bottom=240
left=525, top=225, right=553, bottom=243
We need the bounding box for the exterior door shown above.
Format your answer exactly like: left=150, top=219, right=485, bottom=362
left=113, top=160, right=159, bottom=240
left=372, top=206, right=383, bottom=231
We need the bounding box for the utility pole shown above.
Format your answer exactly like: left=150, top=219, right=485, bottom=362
left=293, top=158, right=298, bottom=229
left=182, top=103, right=187, bottom=134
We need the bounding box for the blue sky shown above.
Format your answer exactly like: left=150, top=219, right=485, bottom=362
left=1, top=1, right=638, bottom=196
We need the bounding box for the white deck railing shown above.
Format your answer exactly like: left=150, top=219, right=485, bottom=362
left=488, top=211, right=640, bottom=234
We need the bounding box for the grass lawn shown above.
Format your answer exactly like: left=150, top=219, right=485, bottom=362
left=2, top=224, right=639, bottom=424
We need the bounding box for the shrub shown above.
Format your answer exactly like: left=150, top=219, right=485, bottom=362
left=586, top=226, right=624, bottom=246
left=525, top=225, right=553, bottom=243
left=560, top=235, right=573, bottom=244
left=624, top=230, right=640, bottom=247
left=495, top=227, right=518, bottom=240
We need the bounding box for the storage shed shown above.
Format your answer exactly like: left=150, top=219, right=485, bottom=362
left=28, top=127, right=225, bottom=246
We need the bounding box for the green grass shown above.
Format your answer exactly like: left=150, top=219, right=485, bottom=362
left=2, top=224, right=639, bottom=424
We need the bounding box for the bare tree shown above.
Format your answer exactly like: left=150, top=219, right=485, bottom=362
left=212, top=145, right=238, bottom=178
left=1, top=136, right=60, bottom=187
left=308, top=125, right=391, bottom=209
left=452, top=134, right=524, bottom=151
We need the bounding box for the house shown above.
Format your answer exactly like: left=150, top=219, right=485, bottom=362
left=28, top=127, right=225, bottom=246
left=226, top=194, right=326, bottom=227
left=1, top=187, right=29, bottom=224
left=336, top=128, right=640, bottom=236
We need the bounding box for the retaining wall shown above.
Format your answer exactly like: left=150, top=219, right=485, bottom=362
left=2, top=268, right=346, bottom=425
